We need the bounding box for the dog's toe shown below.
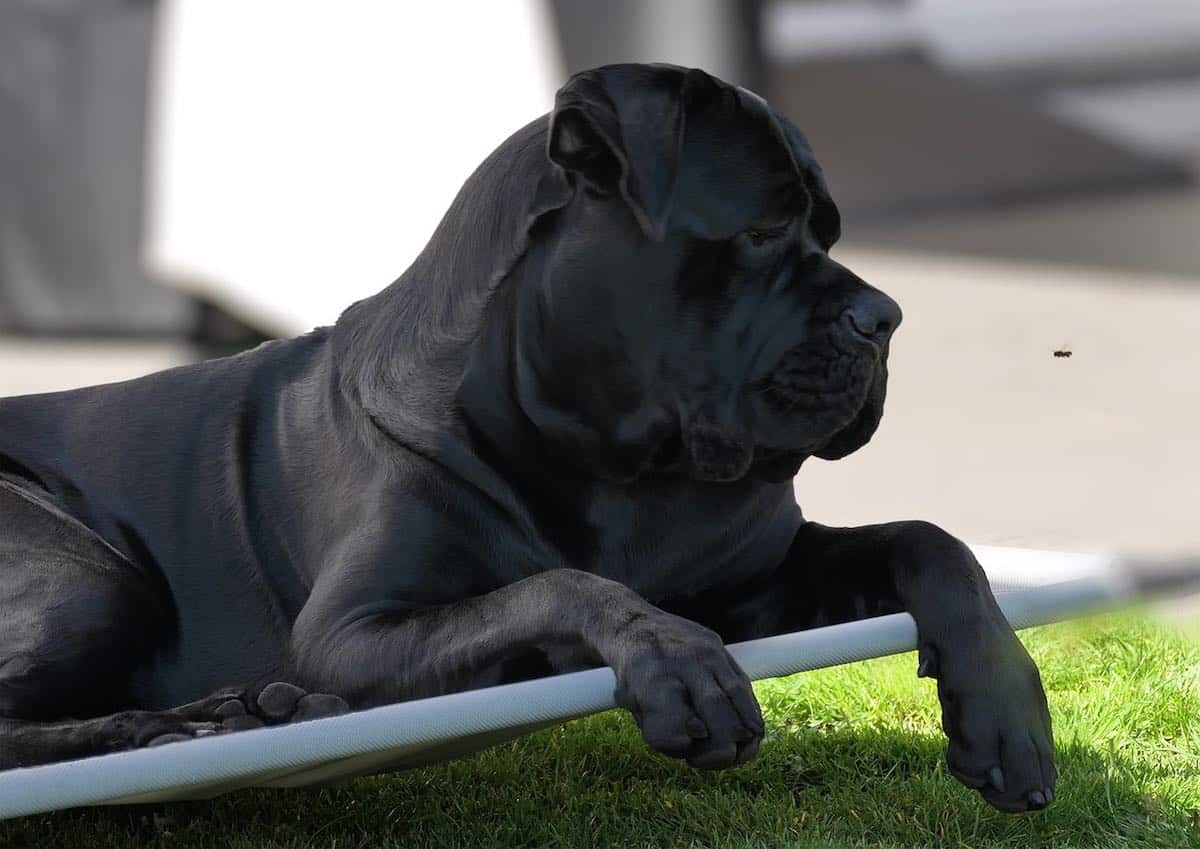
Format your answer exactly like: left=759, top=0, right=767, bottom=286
left=221, top=714, right=265, bottom=732
left=214, top=698, right=247, bottom=719
left=948, top=724, right=1056, bottom=813
left=292, top=692, right=351, bottom=721
left=146, top=733, right=192, bottom=747
left=177, top=681, right=350, bottom=731
left=256, top=682, right=308, bottom=720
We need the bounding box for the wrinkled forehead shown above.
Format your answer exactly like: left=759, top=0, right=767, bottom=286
left=672, top=86, right=812, bottom=239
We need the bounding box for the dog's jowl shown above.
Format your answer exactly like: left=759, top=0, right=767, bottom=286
left=0, top=64, right=1054, bottom=812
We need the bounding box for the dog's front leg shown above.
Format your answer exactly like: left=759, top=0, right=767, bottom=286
left=703, top=520, right=1057, bottom=812
left=292, top=567, right=763, bottom=769
left=801, top=522, right=1057, bottom=812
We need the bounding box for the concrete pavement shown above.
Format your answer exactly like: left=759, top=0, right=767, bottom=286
left=798, top=247, right=1199, bottom=561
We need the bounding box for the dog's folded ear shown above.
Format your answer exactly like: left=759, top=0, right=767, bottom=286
left=766, top=115, right=842, bottom=250
left=548, top=65, right=701, bottom=240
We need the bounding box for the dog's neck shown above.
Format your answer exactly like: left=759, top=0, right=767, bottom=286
left=329, top=117, right=563, bottom=458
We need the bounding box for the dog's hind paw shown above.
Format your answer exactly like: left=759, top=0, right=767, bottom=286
left=175, top=683, right=350, bottom=733
left=97, top=711, right=223, bottom=752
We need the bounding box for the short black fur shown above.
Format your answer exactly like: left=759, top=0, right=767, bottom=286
left=0, top=64, right=1054, bottom=812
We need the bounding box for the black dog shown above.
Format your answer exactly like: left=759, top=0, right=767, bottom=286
left=0, top=64, right=1054, bottom=812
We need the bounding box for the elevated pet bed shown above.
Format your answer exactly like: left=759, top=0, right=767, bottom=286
left=0, top=545, right=1192, bottom=819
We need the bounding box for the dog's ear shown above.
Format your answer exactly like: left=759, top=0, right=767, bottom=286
left=763, top=109, right=842, bottom=249
left=547, top=66, right=693, bottom=240
left=799, top=157, right=841, bottom=250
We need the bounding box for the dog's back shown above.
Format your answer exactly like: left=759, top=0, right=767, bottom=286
left=0, top=332, right=331, bottom=706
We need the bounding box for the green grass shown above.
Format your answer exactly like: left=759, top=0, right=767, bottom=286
left=2, top=614, right=1197, bottom=849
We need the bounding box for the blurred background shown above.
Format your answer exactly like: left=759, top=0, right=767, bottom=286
left=0, top=0, right=1196, bottom=570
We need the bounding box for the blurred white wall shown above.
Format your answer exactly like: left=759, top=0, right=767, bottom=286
left=145, top=1, right=563, bottom=335
left=765, top=0, right=1200, bottom=69
left=553, top=0, right=760, bottom=91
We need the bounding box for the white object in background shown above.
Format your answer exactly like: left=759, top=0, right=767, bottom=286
left=144, top=1, right=564, bottom=336
left=763, top=0, right=1200, bottom=70
left=1048, top=77, right=1200, bottom=160
left=917, top=0, right=1200, bottom=71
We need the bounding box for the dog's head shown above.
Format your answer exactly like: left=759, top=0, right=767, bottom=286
left=499, top=64, right=902, bottom=485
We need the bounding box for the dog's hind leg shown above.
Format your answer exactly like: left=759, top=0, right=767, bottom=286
left=0, top=479, right=351, bottom=769
left=0, top=711, right=227, bottom=769
left=0, top=476, right=212, bottom=768
left=0, top=686, right=352, bottom=770
left=0, top=684, right=352, bottom=769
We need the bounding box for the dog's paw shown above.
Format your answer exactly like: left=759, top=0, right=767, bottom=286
left=98, top=710, right=223, bottom=751
left=176, top=683, right=350, bottom=733
left=928, top=633, right=1057, bottom=812
left=612, top=614, right=763, bottom=770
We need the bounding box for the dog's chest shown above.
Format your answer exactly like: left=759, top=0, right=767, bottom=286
left=574, top=482, right=798, bottom=603
left=581, top=490, right=643, bottom=580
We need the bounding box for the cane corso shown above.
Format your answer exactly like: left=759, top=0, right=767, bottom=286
left=0, top=64, right=1054, bottom=811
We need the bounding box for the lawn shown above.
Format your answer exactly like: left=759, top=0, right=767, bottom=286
left=1, top=613, right=1196, bottom=849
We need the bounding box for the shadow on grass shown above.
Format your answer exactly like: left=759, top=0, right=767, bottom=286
left=1, top=717, right=1195, bottom=849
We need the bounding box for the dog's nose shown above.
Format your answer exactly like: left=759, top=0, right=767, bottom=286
left=842, top=290, right=902, bottom=346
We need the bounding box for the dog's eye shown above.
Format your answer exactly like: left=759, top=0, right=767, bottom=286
left=742, top=222, right=790, bottom=247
